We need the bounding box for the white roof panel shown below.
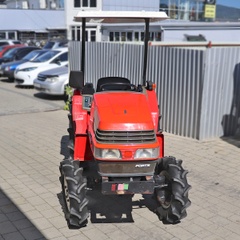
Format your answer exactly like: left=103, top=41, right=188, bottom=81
left=74, top=10, right=169, bottom=23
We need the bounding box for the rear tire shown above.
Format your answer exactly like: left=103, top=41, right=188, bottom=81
left=59, top=159, right=89, bottom=228
left=155, top=156, right=191, bottom=224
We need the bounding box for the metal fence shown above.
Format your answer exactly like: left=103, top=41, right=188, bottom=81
left=69, top=41, right=240, bottom=140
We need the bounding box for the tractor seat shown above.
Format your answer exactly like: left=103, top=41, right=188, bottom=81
left=96, top=77, right=132, bottom=92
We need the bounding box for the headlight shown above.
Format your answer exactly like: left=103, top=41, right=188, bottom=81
left=134, top=148, right=159, bottom=159
left=45, top=76, right=59, bottom=83
left=94, top=148, right=121, bottom=159
left=19, top=67, right=38, bottom=72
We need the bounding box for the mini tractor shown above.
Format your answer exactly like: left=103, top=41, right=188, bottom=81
left=59, top=11, right=191, bottom=228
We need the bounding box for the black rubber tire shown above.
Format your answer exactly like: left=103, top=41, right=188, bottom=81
left=155, top=156, right=191, bottom=224
left=59, top=159, right=89, bottom=228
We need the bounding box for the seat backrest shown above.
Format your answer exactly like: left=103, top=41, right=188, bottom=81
left=96, top=77, right=130, bottom=92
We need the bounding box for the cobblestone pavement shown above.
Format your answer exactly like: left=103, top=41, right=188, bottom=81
left=0, top=79, right=240, bottom=240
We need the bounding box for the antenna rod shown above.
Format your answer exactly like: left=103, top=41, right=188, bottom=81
left=81, top=17, right=86, bottom=84
left=142, top=18, right=150, bottom=86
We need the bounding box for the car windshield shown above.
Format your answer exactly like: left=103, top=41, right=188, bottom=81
left=31, top=50, right=60, bottom=63
left=3, top=48, right=18, bottom=58
left=43, top=42, right=55, bottom=49
left=22, top=51, right=39, bottom=61
left=23, top=50, right=48, bottom=61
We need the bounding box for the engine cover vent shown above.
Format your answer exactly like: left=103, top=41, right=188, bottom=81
left=96, top=130, right=156, bottom=144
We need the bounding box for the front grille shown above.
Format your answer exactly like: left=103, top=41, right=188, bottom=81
left=96, top=130, right=156, bottom=144
left=37, top=74, right=47, bottom=82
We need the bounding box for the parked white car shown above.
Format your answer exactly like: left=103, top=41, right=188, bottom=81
left=33, top=65, right=69, bottom=96
left=14, top=47, right=68, bottom=86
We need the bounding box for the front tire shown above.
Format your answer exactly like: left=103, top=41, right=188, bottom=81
left=59, top=159, right=89, bottom=228
left=155, top=157, right=191, bottom=224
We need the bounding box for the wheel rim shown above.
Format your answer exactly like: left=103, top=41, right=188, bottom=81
left=158, top=170, right=172, bottom=208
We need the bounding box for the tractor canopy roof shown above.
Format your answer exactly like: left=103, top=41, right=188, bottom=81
left=73, top=10, right=169, bottom=23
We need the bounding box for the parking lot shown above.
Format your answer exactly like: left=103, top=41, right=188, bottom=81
left=0, top=78, right=240, bottom=240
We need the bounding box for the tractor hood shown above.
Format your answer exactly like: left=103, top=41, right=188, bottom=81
left=93, top=92, right=154, bottom=131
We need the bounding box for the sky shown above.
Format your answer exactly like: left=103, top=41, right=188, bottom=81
left=217, top=0, right=240, bottom=9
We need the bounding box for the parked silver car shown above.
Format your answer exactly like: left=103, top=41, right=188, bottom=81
left=33, top=65, right=69, bottom=96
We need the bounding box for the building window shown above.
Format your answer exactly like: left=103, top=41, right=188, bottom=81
left=90, top=0, right=96, bottom=7
left=71, top=28, right=75, bottom=40
left=127, top=32, right=132, bottom=41
left=159, top=0, right=204, bottom=21
left=134, top=32, right=139, bottom=41
left=82, top=0, right=88, bottom=7
left=71, top=26, right=96, bottom=42
left=8, top=32, right=16, bottom=40
left=74, top=0, right=81, bottom=7
left=74, top=0, right=96, bottom=8
left=77, top=26, right=81, bottom=41
left=109, top=32, right=114, bottom=41
left=121, top=32, right=126, bottom=41
left=90, top=30, right=96, bottom=41
left=115, top=32, right=120, bottom=41
left=109, top=31, right=161, bottom=42
left=0, top=32, right=6, bottom=40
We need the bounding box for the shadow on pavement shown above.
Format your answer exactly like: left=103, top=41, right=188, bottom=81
left=33, top=92, right=66, bottom=101
left=87, top=185, right=134, bottom=224
left=60, top=135, right=70, bottom=159
left=220, top=136, right=240, bottom=148
left=0, top=187, right=46, bottom=240
left=0, top=77, right=14, bottom=83
left=15, top=85, right=34, bottom=89
left=221, top=62, right=240, bottom=145
left=57, top=188, right=134, bottom=226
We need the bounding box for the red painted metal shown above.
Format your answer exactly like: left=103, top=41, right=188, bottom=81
left=71, top=87, right=164, bottom=162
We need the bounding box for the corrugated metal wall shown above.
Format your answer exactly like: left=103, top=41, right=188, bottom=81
left=69, top=41, right=240, bottom=140
left=147, top=47, right=204, bottom=139
left=69, top=42, right=144, bottom=84
left=200, top=47, right=240, bottom=139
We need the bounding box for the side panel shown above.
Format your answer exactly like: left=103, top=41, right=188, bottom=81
left=74, top=135, right=93, bottom=161
left=71, top=94, right=93, bottom=161
left=145, top=89, right=160, bottom=132
left=157, top=133, right=164, bottom=157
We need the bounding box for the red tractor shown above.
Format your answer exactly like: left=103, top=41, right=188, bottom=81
left=59, top=11, right=191, bottom=228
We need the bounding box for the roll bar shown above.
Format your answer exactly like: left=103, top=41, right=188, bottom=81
left=74, top=11, right=168, bottom=86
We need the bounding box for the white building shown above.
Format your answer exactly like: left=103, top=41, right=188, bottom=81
left=1, top=0, right=240, bottom=43
left=64, top=0, right=240, bottom=43
left=65, top=0, right=163, bottom=42
left=5, top=0, right=64, bottom=9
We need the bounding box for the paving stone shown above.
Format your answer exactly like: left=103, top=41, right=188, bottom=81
left=2, top=231, right=25, bottom=240
left=0, top=221, right=17, bottom=235
left=1, top=80, right=240, bottom=240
